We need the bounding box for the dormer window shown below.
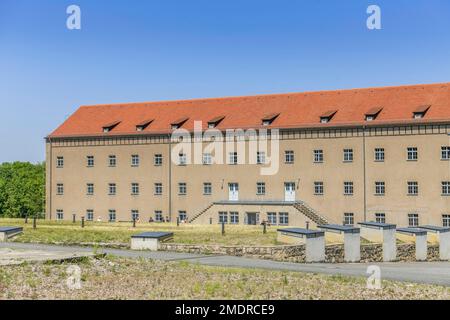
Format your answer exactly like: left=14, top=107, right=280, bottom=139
left=319, top=110, right=337, bottom=123
left=365, top=107, right=383, bottom=121
left=261, top=113, right=280, bottom=126
left=136, top=119, right=154, bottom=132
left=171, top=117, right=189, bottom=130
left=102, top=120, right=121, bottom=133
left=413, top=105, right=430, bottom=119
left=207, top=116, right=225, bottom=129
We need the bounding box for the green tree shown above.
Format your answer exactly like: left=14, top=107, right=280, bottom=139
left=0, top=162, right=45, bottom=218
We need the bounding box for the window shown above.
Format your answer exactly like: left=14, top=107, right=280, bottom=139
left=87, top=156, right=94, bottom=167
left=279, top=212, right=289, bottom=225
left=203, top=182, right=212, bottom=195
left=56, top=209, right=64, bottom=220
left=109, top=155, right=116, bottom=167
left=375, top=213, right=386, bottom=224
left=131, top=183, right=140, bottom=195
left=56, top=183, right=64, bottom=195
left=314, top=182, right=324, bottom=195
left=155, top=211, right=163, bottom=222
left=408, top=213, right=419, bottom=227
left=178, top=183, right=187, bottom=195
left=56, top=156, right=64, bottom=168
left=256, top=182, right=266, bottom=195
left=229, top=152, right=238, bottom=165
left=202, top=153, right=212, bottom=165
left=131, top=154, right=140, bottom=167
left=285, top=150, right=294, bottom=164
left=179, top=211, right=187, bottom=222
left=441, top=146, right=450, bottom=160
left=108, top=210, right=116, bottom=222
left=442, top=181, right=450, bottom=195
left=343, top=149, right=353, bottom=162
left=344, top=213, right=354, bottom=226
left=230, top=212, right=239, bottom=224
left=257, top=152, right=266, bottom=164
left=314, top=150, right=323, bottom=163
left=374, top=148, right=385, bottom=162
left=375, top=182, right=385, bottom=195
left=407, top=147, right=418, bottom=161
left=178, top=153, right=187, bottom=165
left=344, top=182, right=354, bottom=195
left=109, top=183, right=116, bottom=195
left=154, top=154, right=163, bottom=166
left=218, top=212, right=228, bottom=224
left=154, top=183, right=163, bottom=195
left=131, top=210, right=139, bottom=221
left=87, top=183, right=94, bottom=195
left=267, top=212, right=277, bottom=225
left=443, top=214, right=450, bottom=227
left=86, top=210, right=94, bottom=221
left=407, top=181, right=418, bottom=195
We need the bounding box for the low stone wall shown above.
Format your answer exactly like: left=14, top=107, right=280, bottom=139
left=160, top=242, right=441, bottom=263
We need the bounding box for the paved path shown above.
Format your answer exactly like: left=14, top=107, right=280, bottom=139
left=0, top=247, right=96, bottom=266
left=1, top=242, right=449, bottom=286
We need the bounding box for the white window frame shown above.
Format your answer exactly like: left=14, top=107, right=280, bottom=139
left=407, top=181, right=418, bottom=195
left=257, top=151, right=266, bottom=164
left=343, top=149, right=353, bottom=162
left=154, top=183, right=163, bottom=195
left=442, top=181, right=450, bottom=195
left=344, top=213, right=354, bottom=226
left=267, top=212, right=277, bottom=225
left=407, top=147, right=418, bottom=161
left=279, top=212, right=289, bottom=225
left=86, top=210, right=94, bottom=221
left=443, top=214, right=450, bottom=227
left=408, top=213, right=419, bottom=227
left=203, top=182, right=212, bottom=195
left=375, top=213, right=386, bottom=224
left=375, top=181, right=385, bottom=195
left=202, top=153, right=212, bottom=165
left=313, top=150, right=323, bottom=163
left=56, top=156, right=64, bottom=168
left=178, top=182, right=187, bottom=195
left=155, top=210, right=163, bottom=222
left=87, top=183, right=94, bottom=195
left=108, top=210, right=116, bottom=222
left=229, top=152, right=238, bottom=165
left=314, top=181, right=324, bottom=195
left=441, top=146, right=450, bottom=160
left=131, top=183, right=140, bottom=195
left=87, top=156, right=94, bottom=167
left=374, top=148, right=385, bottom=162
left=230, top=212, right=239, bottom=224
left=131, top=154, right=140, bottom=167
left=344, top=181, right=354, bottom=195
left=109, top=155, right=117, bottom=167
left=109, top=183, right=116, bottom=195
left=285, top=150, right=294, bottom=164
left=56, top=209, right=64, bottom=221
left=256, top=182, right=266, bottom=195
left=154, top=154, right=163, bottom=166
left=56, top=183, right=64, bottom=195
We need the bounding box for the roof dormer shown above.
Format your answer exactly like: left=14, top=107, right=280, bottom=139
left=207, top=115, right=225, bottom=129
left=365, top=107, right=383, bottom=121
left=319, top=110, right=337, bottom=123
left=171, top=117, right=189, bottom=130
left=136, top=119, right=154, bottom=132
left=413, top=105, right=431, bottom=119
left=261, top=113, right=280, bottom=126
left=102, top=120, right=121, bottom=133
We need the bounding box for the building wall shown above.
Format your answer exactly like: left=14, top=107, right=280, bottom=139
left=46, top=124, right=450, bottom=227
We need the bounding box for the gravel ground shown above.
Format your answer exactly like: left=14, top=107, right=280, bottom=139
left=0, top=256, right=448, bottom=300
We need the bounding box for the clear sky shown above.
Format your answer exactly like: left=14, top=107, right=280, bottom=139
left=1, top=0, right=450, bottom=163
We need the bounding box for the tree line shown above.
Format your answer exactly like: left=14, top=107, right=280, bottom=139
left=0, top=162, right=45, bottom=218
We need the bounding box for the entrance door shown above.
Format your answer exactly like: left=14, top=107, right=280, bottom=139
left=284, top=182, right=296, bottom=201
left=228, top=183, right=239, bottom=201
left=246, top=212, right=259, bottom=225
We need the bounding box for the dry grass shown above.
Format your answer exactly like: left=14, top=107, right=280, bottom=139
left=0, top=256, right=448, bottom=300
left=0, top=218, right=277, bottom=246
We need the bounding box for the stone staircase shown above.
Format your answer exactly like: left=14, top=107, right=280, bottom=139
left=189, top=200, right=330, bottom=225
left=292, top=201, right=329, bottom=225
left=189, top=203, right=214, bottom=223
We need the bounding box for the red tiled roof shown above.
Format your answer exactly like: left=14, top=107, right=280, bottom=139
left=48, top=82, right=450, bottom=138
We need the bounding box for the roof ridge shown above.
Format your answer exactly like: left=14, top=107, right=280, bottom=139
left=79, top=81, right=450, bottom=109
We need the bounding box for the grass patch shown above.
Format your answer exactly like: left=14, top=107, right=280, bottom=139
left=0, top=218, right=278, bottom=246
left=0, top=256, right=448, bottom=300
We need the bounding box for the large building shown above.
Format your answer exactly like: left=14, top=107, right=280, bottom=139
left=46, top=83, right=450, bottom=228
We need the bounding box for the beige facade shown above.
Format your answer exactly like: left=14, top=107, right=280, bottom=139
left=46, top=123, right=450, bottom=228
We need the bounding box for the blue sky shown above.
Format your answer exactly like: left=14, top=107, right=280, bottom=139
left=1, top=0, right=450, bottom=163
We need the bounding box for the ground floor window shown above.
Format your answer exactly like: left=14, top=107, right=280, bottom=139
left=442, top=214, right=450, bottom=227
left=408, top=213, right=419, bottom=227
left=279, top=212, right=288, bottom=225
left=131, top=210, right=139, bottom=221
left=56, top=209, right=64, bottom=221
left=108, top=210, right=116, bottom=222
left=179, top=211, right=187, bottom=222
left=218, top=211, right=228, bottom=224
left=267, top=212, right=277, bottom=225
left=86, top=210, right=94, bottom=221
left=155, top=211, right=163, bottom=222
left=375, top=213, right=385, bottom=224
left=344, top=213, right=354, bottom=226
left=230, top=212, right=239, bottom=224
